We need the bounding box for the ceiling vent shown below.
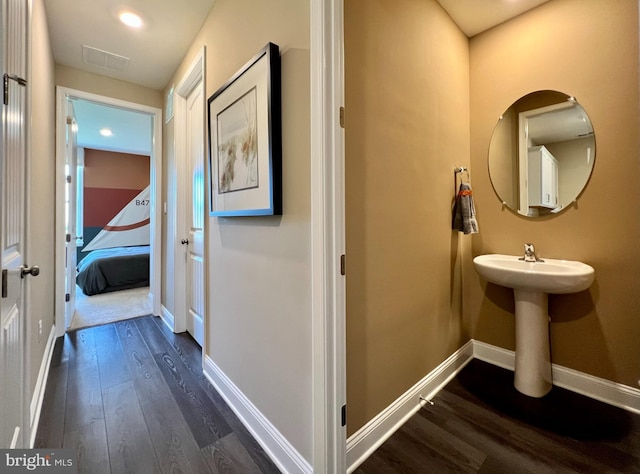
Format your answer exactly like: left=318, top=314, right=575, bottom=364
left=82, top=45, right=129, bottom=72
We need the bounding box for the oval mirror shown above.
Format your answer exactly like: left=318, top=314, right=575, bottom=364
left=488, top=90, right=595, bottom=217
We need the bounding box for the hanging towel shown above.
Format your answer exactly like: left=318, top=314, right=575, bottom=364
left=452, top=182, right=479, bottom=234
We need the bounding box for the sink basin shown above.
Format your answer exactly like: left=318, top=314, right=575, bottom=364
left=473, top=253, right=595, bottom=398
left=473, top=254, right=594, bottom=294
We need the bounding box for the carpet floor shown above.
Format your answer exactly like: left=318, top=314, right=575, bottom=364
left=70, top=286, right=153, bottom=330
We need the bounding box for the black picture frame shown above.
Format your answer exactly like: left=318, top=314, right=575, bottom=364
left=207, top=42, right=282, bottom=216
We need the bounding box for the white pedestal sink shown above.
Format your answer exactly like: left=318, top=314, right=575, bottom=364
left=473, top=254, right=594, bottom=398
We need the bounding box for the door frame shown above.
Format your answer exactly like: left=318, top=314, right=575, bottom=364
left=62, top=102, right=78, bottom=328
left=310, top=0, right=347, bottom=470
left=171, top=47, right=205, bottom=342
left=54, top=87, right=162, bottom=336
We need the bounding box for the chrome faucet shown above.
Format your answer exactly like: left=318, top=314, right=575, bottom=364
left=520, top=243, right=543, bottom=262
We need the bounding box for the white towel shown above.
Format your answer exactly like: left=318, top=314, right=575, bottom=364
left=452, top=182, right=479, bottom=234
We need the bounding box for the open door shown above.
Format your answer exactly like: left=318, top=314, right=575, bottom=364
left=64, top=100, right=78, bottom=329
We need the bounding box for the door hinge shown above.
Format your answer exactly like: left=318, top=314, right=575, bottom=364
left=66, top=116, right=73, bottom=125
left=66, top=233, right=71, bottom=243
left=2, top=269, right=7, bottom=298
left=341, top=404, right=347, bottom=427
left=66, top=175, right=72, bottom=184
left=340, top=254, right=346, bottom=276
left=3, top=73, right=27, bottom=106
left=65, top=293, right=70, bottom=302
left=339, top=106, right=345, bottom=128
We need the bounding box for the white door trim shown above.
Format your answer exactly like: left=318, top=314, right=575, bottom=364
left=310, top=0, right=347, bottom=470
left=54, top=86, right=163, bottom=336
left=24, top=0, right=34, bottom=447
left=172, top=47, right=205, bottom=339
left=62, top=104, right=78, bottom=328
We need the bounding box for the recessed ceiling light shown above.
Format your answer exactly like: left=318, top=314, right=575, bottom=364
left=100, top=128, right=113, bottom=137
left=119, top=11, right=143, bottom=28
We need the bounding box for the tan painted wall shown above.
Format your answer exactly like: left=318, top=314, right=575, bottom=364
left=165, top=0, right=312, bottom=461
left=55, top=64, right=163, bottom=108
left=468, top=0, right=640, bottom=387
left=29, top=0, right=56, bottom=398
left=345, top=0, right=471, bottom=434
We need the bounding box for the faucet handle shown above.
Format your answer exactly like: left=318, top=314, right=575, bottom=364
left=524, top=243, right=535, bottom=252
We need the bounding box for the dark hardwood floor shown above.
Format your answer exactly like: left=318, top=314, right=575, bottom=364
left=356, top=359, right=640, bottom=473
left=37, top=317, right=640, bottom=473
left=35, top=315, right=281, bottom=474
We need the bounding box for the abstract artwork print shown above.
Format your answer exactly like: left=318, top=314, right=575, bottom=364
left=217, top=87, right=258, bottom=193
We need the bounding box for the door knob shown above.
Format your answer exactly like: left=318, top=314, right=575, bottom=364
left=181, top=239, right=189, bottom=245
left=21, top=265, right=40, bottom=278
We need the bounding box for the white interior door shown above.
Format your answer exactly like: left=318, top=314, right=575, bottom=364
left=64, top=101, right=78, bottom=328
left=0, top=0, right=29, bottom=449
left=184, top=82, right=205, bottom=346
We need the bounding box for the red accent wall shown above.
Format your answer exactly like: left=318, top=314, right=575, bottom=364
left=84, top=188, right=141, bottom=227
left=84, top=149, right=150, bottom=190
left=83, top=148, right=150, bottom=228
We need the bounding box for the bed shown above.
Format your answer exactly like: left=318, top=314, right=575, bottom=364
left=77, top=245, right=150, bottom=296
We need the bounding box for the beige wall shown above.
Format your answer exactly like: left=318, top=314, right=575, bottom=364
left=165, top=0, right=312, bottom=462
left=345, top=0, right=471, bottom=434
left=28, top=0, right=56, bottom=397
left=55, top=64, right=163, bottom=108
left=468, top=0, right=640, bottom=387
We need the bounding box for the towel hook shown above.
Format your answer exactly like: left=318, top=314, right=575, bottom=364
left=454, top=166, right=470, bottom=185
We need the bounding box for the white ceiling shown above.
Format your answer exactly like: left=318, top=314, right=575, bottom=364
left=44, top=0, right=214, bottom=155
left=436, top=0, right=551, bottom=37
left=71, top=99, right=153, bottom=156
left=528, top=104, right=594, bottom=144
left=43, top=0, right=215, bottom=91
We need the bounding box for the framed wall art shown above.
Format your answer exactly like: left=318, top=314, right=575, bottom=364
left=207, top=42, right=282, bottom=216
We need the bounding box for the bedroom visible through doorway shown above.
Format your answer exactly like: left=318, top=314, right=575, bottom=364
left=71, top=146, right=153, bottom=329
left=70, top=287, right=151, bottom=330
left=55, top=87, right=163, bottom=335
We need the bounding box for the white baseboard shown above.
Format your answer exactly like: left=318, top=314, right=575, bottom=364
left=346, top=341, right=474, bottom=473
left=473, top=340, right=640, bottom=415
left=159, top=305, right=175, bottom=332
left=29, top=324, right=58, bottom=448
left=203, top=356, right=312, bottom=474
left=472, top=339, right=515, bottom=370
left=347, top=339, right=640, bottom=471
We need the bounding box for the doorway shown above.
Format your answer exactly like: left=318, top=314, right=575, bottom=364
left=70, top=146, right=152, bottom=330
left=54, top=87, right=162, bottom=336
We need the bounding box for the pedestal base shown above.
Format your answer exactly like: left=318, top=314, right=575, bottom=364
left=513, top=289, right=552, bottom=397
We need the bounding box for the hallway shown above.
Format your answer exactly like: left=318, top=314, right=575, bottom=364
left=35, top=316, right=280, bottom=473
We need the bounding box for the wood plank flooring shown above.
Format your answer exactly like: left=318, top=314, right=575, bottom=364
left=37, top=317, right=640, bottom=473
left=356, top=359, right=640, bottom=473
left=35, top=316, right=281, bottom=474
